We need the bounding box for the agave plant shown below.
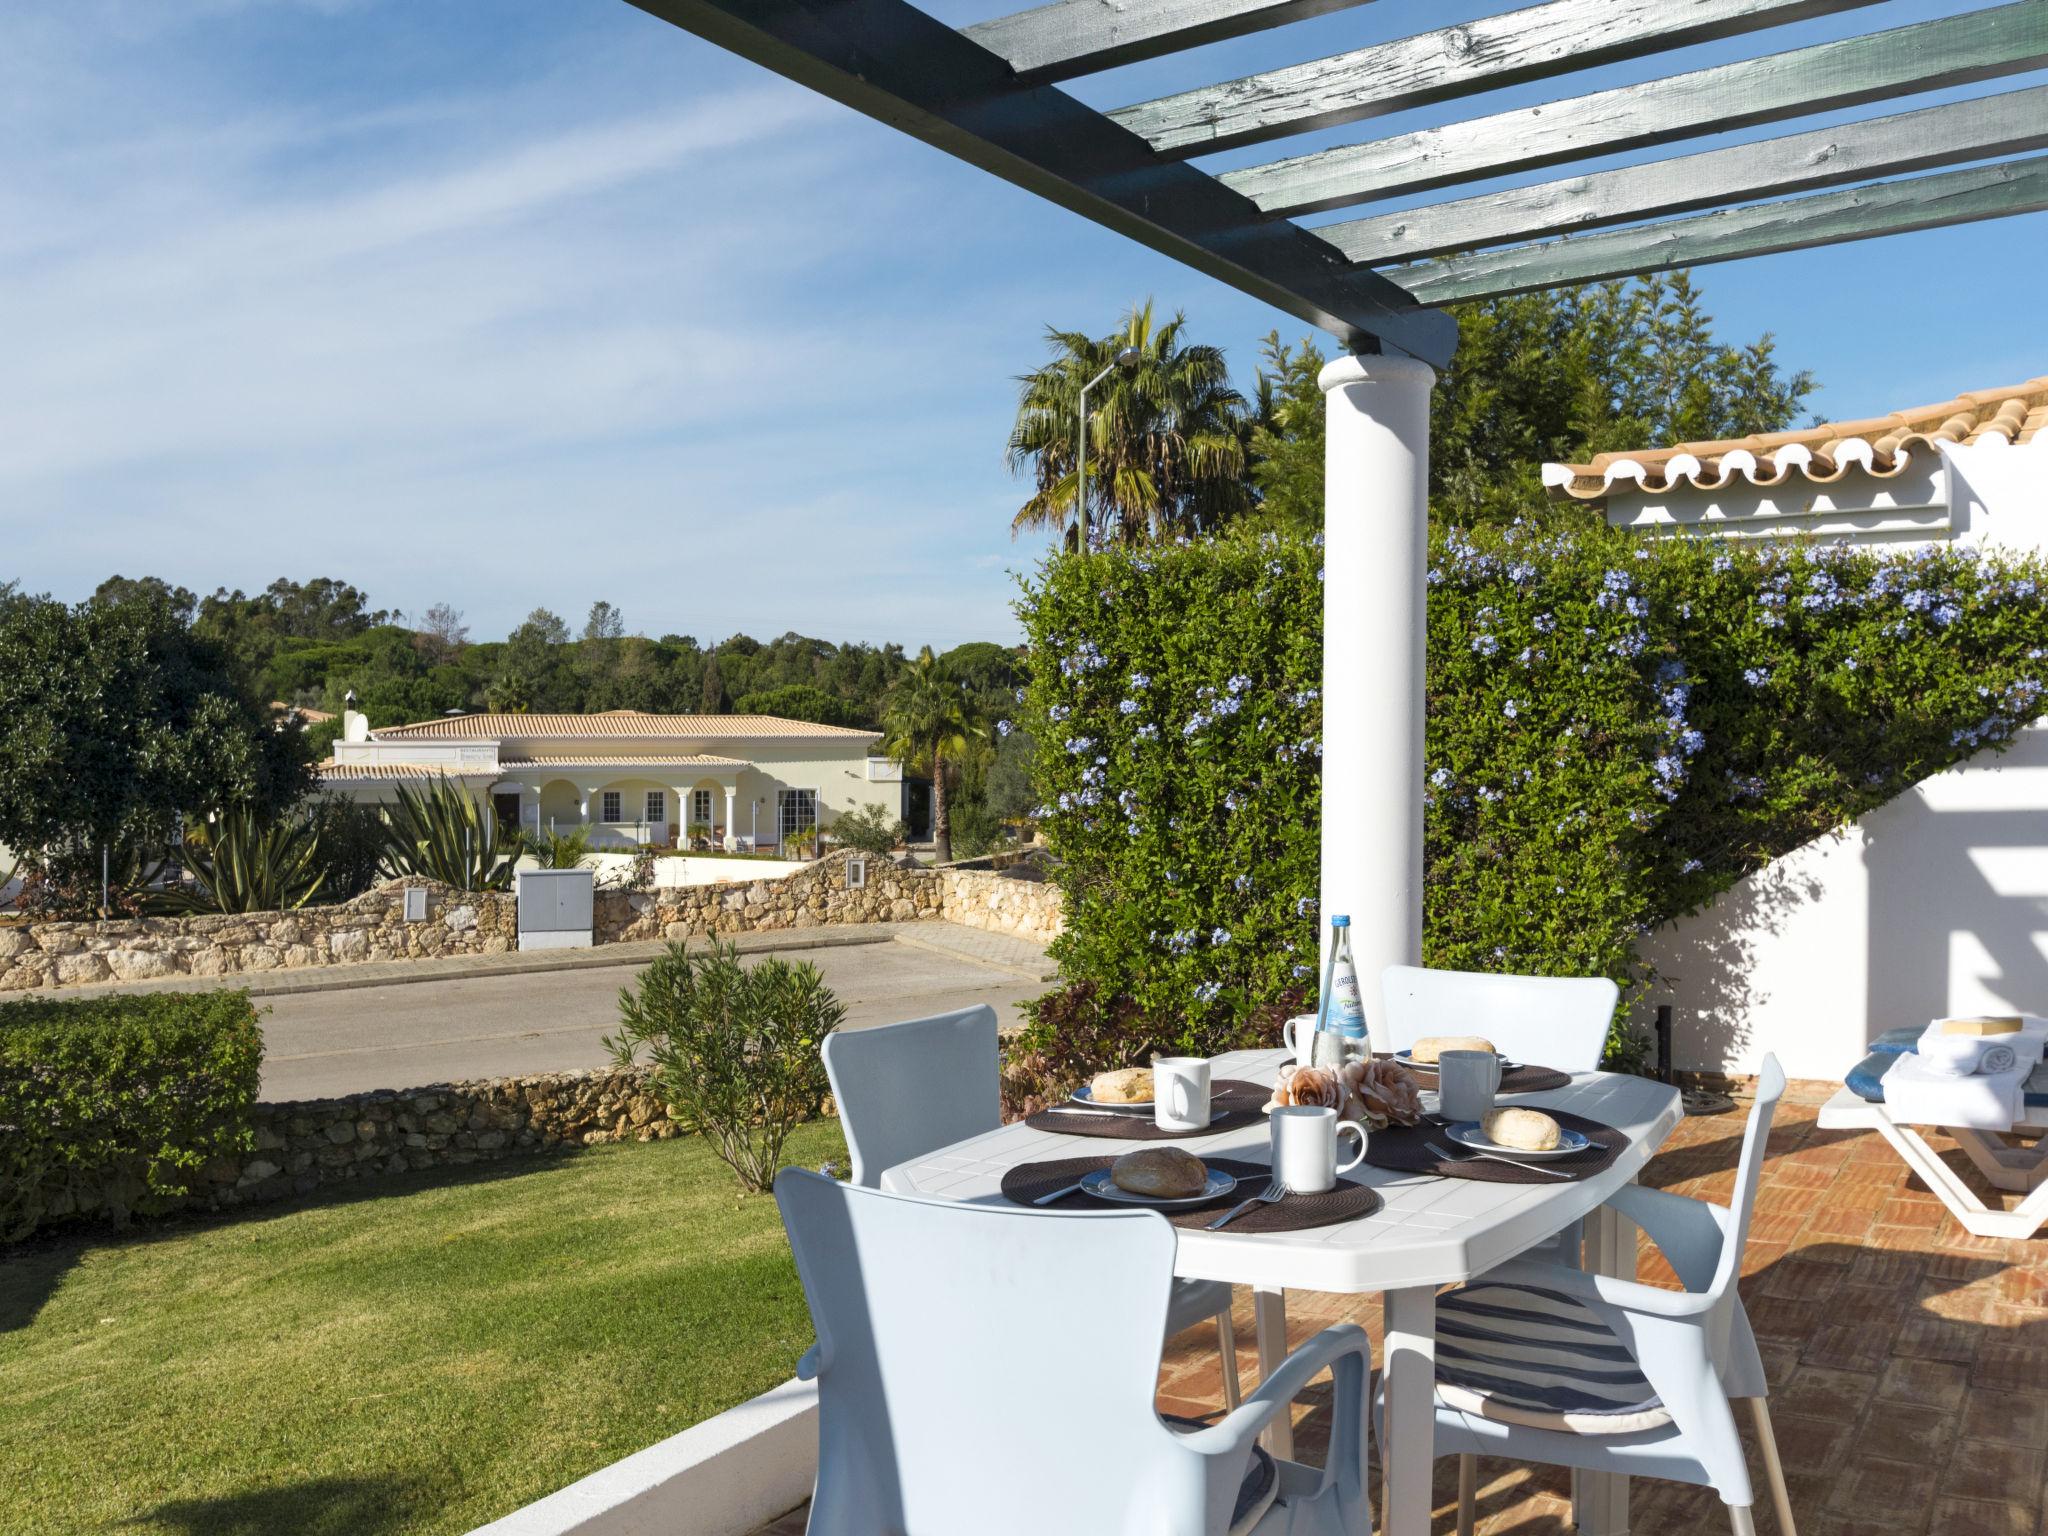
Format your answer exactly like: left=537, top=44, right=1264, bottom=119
left=381, top=775, right=523, bottom=891
left=152, top=806, right=326, bottom=915
left=529, top=824, right=594, bottom=870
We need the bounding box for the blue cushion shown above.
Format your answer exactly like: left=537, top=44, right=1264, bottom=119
left=1848, top=1046, right=2048, bottom=1107
left=1867, top=1027, right=1923, bottom=1057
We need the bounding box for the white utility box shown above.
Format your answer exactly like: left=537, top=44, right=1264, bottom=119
left=515, top=868, right=595, bottom=951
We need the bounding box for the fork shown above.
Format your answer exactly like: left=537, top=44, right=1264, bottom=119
left=1206, top=1181, right=1291, bottom=1230
left=1033, top=1180, right=1092, bottom=1205
left=1428, top=1140, right=1575, bottom=1180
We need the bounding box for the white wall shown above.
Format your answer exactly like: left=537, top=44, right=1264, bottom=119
left=1642, top=722, right=2048, bottom=1080
left=1946, top=436, right=2048, bottom=553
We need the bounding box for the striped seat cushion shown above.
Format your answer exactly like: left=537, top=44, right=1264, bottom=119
left=1434, top=1281, right=1673, bottom=1435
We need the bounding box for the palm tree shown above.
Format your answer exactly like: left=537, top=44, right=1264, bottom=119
left=882, top=647, right=985, bottom=864
left=1007, top=299, right=1252, bottom=547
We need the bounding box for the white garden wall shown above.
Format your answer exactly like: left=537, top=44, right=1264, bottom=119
left=1642, top=720, right=2048, bottom=1081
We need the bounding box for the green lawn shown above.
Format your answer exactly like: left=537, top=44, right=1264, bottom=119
left=0, top=1123, right=844, bottom=1536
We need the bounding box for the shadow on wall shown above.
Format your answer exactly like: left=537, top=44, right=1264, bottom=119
left=1644, top=722, right=2048, bottom=1079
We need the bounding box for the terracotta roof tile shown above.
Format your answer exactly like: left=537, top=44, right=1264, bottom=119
left=369, top=711, right=879, bottom=741
left=315, top=762, right=496, bottom=781
left=498, top=754, right=746, bottom=770
left=1544, top=375, right=2048, bottom=504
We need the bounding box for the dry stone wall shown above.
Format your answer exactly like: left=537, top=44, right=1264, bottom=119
left=1, top=851, right=1065, bottom=993
left=940, top=868, right=1064, bottom=946
left=188, top=1067, right=676, bottom=1213
left=0, top=880, right=514, bottom=992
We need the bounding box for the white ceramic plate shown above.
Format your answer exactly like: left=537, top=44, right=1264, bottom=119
left=1067, top=1084, right=1155, bottom=1115
left=1079, top=1167, right=1238, bottom=1208
left=1394, top=1050, right=1521, bottom=1073
left=1445, top=1120, right=1592, bottom=1161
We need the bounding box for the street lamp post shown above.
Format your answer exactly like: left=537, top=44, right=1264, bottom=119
left=1076, top=346, right=1141, bottom=550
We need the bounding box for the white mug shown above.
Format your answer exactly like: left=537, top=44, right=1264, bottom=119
left=1438, top=1049, right=1503, bottom=1123
left=1281, top=1013, right=1317, bottom=1067
left=1269, top=1105, right=1366, bottom=1194
left=1153, top=1057, right=1213, bottom=1132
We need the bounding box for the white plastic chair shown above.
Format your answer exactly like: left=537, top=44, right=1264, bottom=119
left=822, top=1008, right=1241, bottom=1406
left=1403, top=1055, right=1795, bottom=1536
left=777, top=1169, right=1374, bottom=1536
left=1380, top=965, right=1618, bottom=1071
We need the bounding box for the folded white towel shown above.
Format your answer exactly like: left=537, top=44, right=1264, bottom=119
left=1919, top=1014, right=2048, bottom=1067
left=1885, top=1053, right=2028, bottom=1130
left=1918, top=1035, right=2021, bottom=1077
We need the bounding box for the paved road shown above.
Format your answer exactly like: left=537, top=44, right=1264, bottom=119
left=259, top=936, right=1047, bottom=1100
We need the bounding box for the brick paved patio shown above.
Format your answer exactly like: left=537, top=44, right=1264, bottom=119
left=755, top=1079, right=2048, bottom=1534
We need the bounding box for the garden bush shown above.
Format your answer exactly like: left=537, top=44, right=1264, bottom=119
left=0, top=990, right=263, bottom=1239
left=606, top=942, right=844, bottom=1191
left=1014, top=524, right=2048, bottom=1075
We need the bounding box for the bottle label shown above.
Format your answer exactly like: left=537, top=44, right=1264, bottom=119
left=1329, top=955, right=1368, bottom=1039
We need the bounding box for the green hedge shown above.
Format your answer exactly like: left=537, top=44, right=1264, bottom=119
left=0, top=990, right=263, bottom=1239
left=1014, top=525, right=2048, bottom=1069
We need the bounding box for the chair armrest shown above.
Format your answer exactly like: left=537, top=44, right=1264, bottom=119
left=1602, top=1184, right=1727, bottom=1294
left=1482, top=1256, right=1716, bottom=1319
left=796, top=1342, right=829, bottom=1381
left=1175, top=1324, right=1372, bottom=1461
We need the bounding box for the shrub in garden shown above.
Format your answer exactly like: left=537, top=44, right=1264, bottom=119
left=606, top=942, right=844, bottom=1191
left=829, top=801, right=907, bottom=856
left=0, top=990, right=263, bottom=1240
left=1016, top=525, right=2048, bottom=1073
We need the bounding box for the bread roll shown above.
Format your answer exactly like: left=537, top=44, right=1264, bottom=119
left=1110, top=1147, right=1208, bottom=1199
left=1482, top=1107, right=1562, bottom=1152
left=1938, top=1016, right=2023, bottom=1037
left=1090, top=1067, right=1154, bottom=1103
left=1411, top=1035, right=1497, bottom=1064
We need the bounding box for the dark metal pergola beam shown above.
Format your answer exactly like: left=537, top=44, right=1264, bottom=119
left=1221, top=0, right=2048, bottom=218
left=624, top=0, right=1457, bottom=364
left=1110, top=0, right=1887, bottom=159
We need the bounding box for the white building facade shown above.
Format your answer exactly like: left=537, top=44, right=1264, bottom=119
left=1545, top=377, right=2048, bottom=1079
left=322, top=709, right=900, bottom=853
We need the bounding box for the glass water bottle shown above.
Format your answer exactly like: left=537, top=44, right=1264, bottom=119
left=1316, top=914, right=1370, bottom=1064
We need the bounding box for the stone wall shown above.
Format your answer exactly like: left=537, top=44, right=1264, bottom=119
left=940, top=868, right=1065, bottom=946
left=190, top=1066, right=675, bottom=1213
left=0, top=850, right=1066, bottom=993
left=595, top=848, right=944, bottom=943
left=0, top=880, right=514, bottom=991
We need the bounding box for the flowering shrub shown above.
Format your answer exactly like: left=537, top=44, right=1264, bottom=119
left=1016, top=525, right=2048, bottom=1069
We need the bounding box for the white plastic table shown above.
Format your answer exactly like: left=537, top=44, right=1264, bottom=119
left=881, top=1048, right=1683, bottom=1536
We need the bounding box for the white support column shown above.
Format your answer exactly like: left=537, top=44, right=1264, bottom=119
left=723, top=783, right=739, bottom=852
left=1318, top=352, right=1435, bottom=1055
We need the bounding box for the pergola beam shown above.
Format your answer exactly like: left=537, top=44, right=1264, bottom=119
left=1389, top=155, right=2048, bottom=303
left=1325, top=84, right=2048, bottom=265
left=623, top=0, right=1456, bottom=365
left=1113, top=0, right=1885, bottom=158
left=1222, top=0, right=2048, bottom=217
left=962, top=0, right=1378, bottom=83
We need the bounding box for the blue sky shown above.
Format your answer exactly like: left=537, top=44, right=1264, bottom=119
left=3, top=0, right=2043, bottom=650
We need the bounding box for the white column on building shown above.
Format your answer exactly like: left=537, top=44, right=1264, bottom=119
left=1318, top=351, right=1435, bottom=1056
left=723, top=783, right=739, bottom=851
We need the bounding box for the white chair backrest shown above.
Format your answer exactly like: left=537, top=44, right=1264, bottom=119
left=776, top=1170, right=1179, bottom=1536
left=1380, top=965, right=1618, bottom=1071
left=822, top=1005, right=1001, bottom=1187
left=1707, top=1053, right=1786, bottom=1309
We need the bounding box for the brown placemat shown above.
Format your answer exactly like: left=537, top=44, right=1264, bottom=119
left=1025, top=1079, right=1270, bottom=1141
left=999, top=1155, right=1382, bottom=1233
left=1377, top=1054, right=1574, bottom=1096
left=1361, top=1111, right=1627, bottom=1184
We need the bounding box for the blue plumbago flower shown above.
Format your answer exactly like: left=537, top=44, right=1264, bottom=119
left=1532, top=612, right=1556, bottom=634
left=1223, top=791, right=1241, bottom=811
left=1135, top=724, right=1158, bottom=741
left=1426, top=567, right=1445, bottom=587
left=1064, top=736, right=1095, bottom=754
left=1654, top=755, right=1683, bottom=782
left=1508, top=561, right=1537, bottom=585
left=1633, top=547, right=1651, bottom=562
left=1166, top=928, right=1198, bottom=955
left=1226, top=674, right=1251, bottom=696
left=1013, top=687, right=1027, bottom=703
left=1477, top=785, right=1502, bottom=803
left=1211, top=927, right=1231, bottom=946
left=1429, top=767, right=1455, bottom=789
left=1677, top=728, right=1705, bottom=756
left=1291, top=962, right=1313, bottom=979
left=1712, top=554, right=1733, bottom=573
left=1289, top=687, right=1319, bottom=706
left=1194, top=981, right=1222, bottom=1004
left=1182, top=715, right=1208, bottom=738
left=1744, top=667, right=1770, bottom=686
left=1233, top=874, right=1252, bottom=892
left=1681, top=858, right=1704, bottom=874
left=818, top=1160, right=844, bottom=1179
left=1047, top=704, right=1070, bottom=722
left=1470, top=633, right=1500, bottom=658
left=1655, top=660, right=1686, bottom=684
left=1295, top=895, right=1317, bottom=918
left=1933, top=602, right=1962, bottom=627
left=1503, top=700, right=1519, bottom=720
left=1317, top=567, right=1325, bottom=582
left=1119, top=698, right=1138, bottom=714
left=1843, top=658, right=1858, bottom=671
left=996, top=719, right=1011, bottom=736
left=1130, top=672, right=1151, bottom=690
